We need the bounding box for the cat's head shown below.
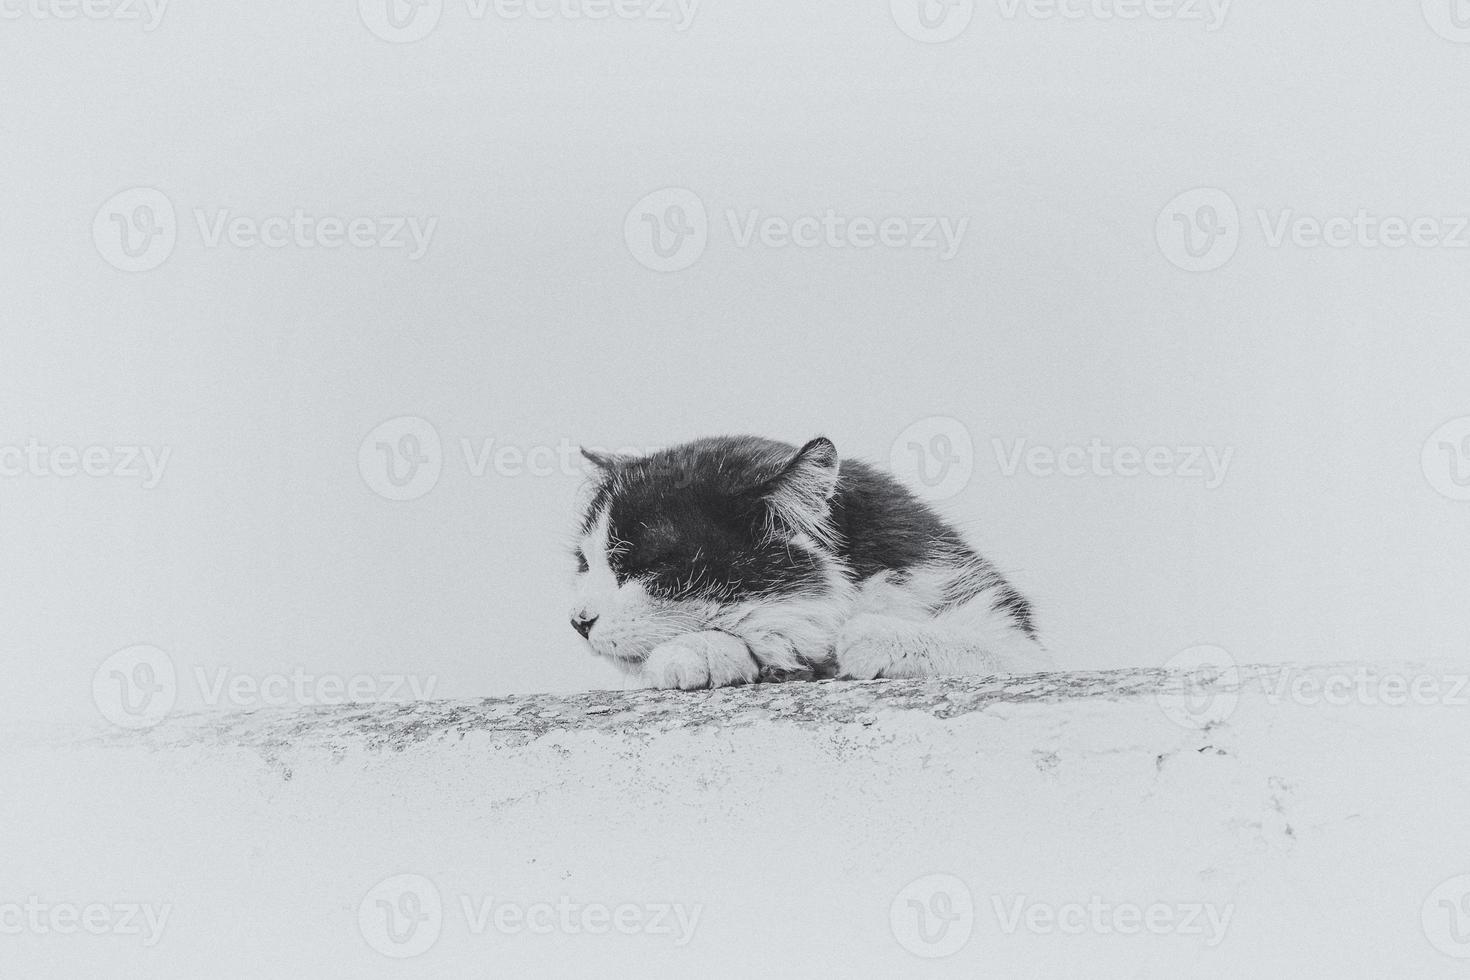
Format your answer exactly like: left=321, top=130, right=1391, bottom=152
left=570, top=435, right=842, bottom=665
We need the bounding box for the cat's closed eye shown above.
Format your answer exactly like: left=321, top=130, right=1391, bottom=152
left=624, top=543, right=685, bottom=576
left=573, top=548, right=589, bottom=573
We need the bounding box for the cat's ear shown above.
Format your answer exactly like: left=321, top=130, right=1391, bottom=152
left=749, top=437, right=841, bottom=542
left=580, top=447, right=634, bottom=472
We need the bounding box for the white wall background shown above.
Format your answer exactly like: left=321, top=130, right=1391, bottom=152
left=4, top=0, right=1470, bottom=723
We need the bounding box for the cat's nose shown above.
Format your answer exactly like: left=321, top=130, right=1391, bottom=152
left=571, top=613, right=598, bottom=639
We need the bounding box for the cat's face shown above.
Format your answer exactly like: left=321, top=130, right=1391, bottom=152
left=571, top=436, right=840, bottom=666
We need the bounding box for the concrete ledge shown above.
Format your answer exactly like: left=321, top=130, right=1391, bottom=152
left=9, top=663, right=1470, bottom=977
left=71, top=666, right=1186, bottom=752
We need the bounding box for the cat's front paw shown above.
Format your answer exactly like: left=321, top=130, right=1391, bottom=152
left=836, top=614, right=945, bottom=680
left=834, top=616, right=899, bottom=680
left=641, top=631, right=758, bottom=690
left=642, top=637, right=713, bottom=690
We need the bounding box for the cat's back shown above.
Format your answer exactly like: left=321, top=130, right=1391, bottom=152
left=829, top=457, right=976, bottom=580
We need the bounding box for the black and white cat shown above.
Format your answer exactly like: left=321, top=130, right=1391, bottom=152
left=570, top=435, right=1050, bottom=689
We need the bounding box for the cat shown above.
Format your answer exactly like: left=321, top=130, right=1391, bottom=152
left=570, top=435, right=1051, bottom=689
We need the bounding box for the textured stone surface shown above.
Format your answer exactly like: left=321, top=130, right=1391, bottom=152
left=11, top=663, right=1470, bottom=979
left=75, top=664, right=1226, bottom=752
